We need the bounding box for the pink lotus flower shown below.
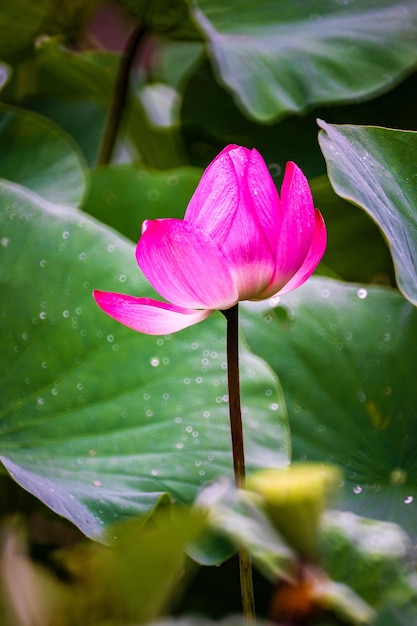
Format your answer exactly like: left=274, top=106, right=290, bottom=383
left=93, top=145, right=326, bottom=335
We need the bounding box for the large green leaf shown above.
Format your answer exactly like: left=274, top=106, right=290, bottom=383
left=189, top=0, right=417, bottom=122
left=181, top=62, right=417, bottom=181
left=82, top=164, right=201, bottom=241
left=180, top=60, right=327, bottom=178
left=318, top=121, right=417, bottom=306
left=311, top=176, right=394, bottom=285
left=0, top=104, right=88, bottom=207
left=322, top=511, right=417, bottom=617
left=239, top=278, right=417, bottom=539
left=0, top=182, right=289, bottom=539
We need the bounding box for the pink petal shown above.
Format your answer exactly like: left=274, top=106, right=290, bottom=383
left=93, top=291, right=213, bottom=335
left=242, top=148, right=281, bottom=252
left=184, top=147, right=281, bottom=300
left=277, top=208, right=327, bottom=295
left=217, top=148, right=280, bottom=299
left=184, top=145, right=242, bottom=244
left=267, top=162, right=316, bottom=289
left=136, top=218, right=239, bottom=309
left=217, top=188, right=276, bottom=299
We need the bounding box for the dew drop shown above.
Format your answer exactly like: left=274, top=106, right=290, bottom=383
left=147, top=189, right=160, bottom=201
left=390, top=468, right=407, bottom=485
left=150, top=357, right=160, bottom=367
left=167, top=175, right=179, bottom=187
left=353, top=485, right=362, bottom=494
left=268, top=163, right=281, bottom=177
left=404, top=496, right=413, bottom=504
left=357, top=288, right=368, bottom=299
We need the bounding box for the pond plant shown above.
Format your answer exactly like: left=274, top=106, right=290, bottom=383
left=1, top=1, right=417, bottom=625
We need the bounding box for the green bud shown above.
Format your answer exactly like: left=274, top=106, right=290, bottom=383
left=247, top=463, right=342, bottom=558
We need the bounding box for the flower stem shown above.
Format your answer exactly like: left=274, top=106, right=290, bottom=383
left=222, top=303, right=256, bottom=622
left=97, top=23, right=146, bottom=166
